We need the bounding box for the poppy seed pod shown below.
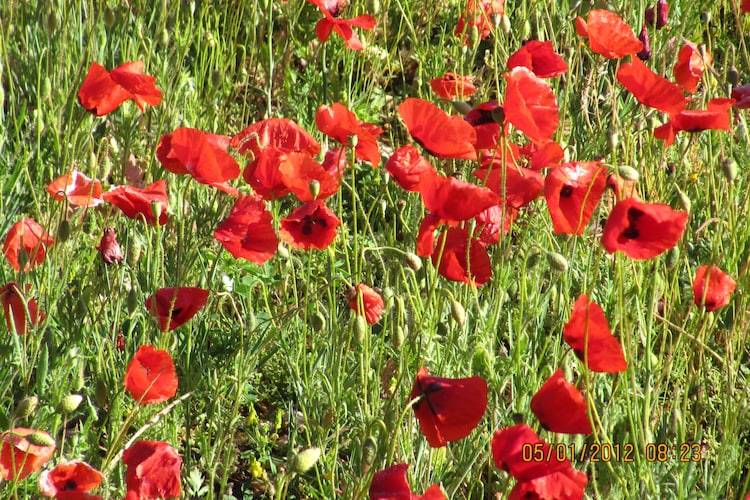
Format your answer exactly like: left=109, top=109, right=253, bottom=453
left=361, top=436, right=377, bottom=468
left=56, top=394, right=83, bottom=414
left=546, top=251, right=569, bottom=273
left=27, top=430, right=56, bottom=447
left=353, top=315, right=367, bottom=343
left=721, top=157, right=738, bottom=182
left=618, top=165, right=640, bottom=182
left=56, top=220, right=70, bottom=243
left=14, top=396, right=39, bottom=420
left=289, top=447, right=321, bottom=474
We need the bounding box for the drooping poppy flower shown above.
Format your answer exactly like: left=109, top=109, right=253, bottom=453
left=278, top=153, right=340, bottom=201
left=473, top=163, right=544, bottom=209
left=348, top=284, right=384, bottom=325
left=145, top=287, right=210, bottom=332
left=692, top=265, right=736, bottom=312
left=455, top=0, right=505, bottom=42
left=645, top=0, right=669, bottom=28
left=411, top=367, right=488, bottom=448
left=156, top=127, right=240, bottom=195
left=575, top=10, right=643, bottom=59
left=544, top=161, right=608, bottom=235
left=0, top=283, right=45, bottom=335
left=507, top=40, right=568, bottom=78
left=398, top=98, right=477, bottom=160
left=46, top=171, right=104, bottom=207
left=122, top=440, right=181, bottom=499
left=315, top=103, right=382, bottom=167
left=213, top=194, right=279, bottom=264
left=563, top=295, right=627, bottom=373
left=616, top=57, right=688, bottom=115
left=279, top=200, right=340, bottom=250
left=653, top=98, right=735, bottom=146
left=3, top=218, right=55, bottom=271
left=503, top=67, right=559, bottom=143
left=102, top=180, right=169, bottom=225
left=0, top=428, right=56, bottom=481
left=95, top=227, right=124, bottom=265
left=429, top=72, right=477, bottom=100
left=517, top=140, right=564, bottom=171
left=530, top=369, right=592, bottom=435
left=463, top=100, right=505, bottom=151
left=384, top=145, right=437, bottom=192
left=38, top=460, right=103, bottom=499
left=732, top=84, right=750, bottom=109
left=674, top=43, right=710, bottom=93
left=601, top=197, right=687, bottom=259
left=369, top=463, right=446, bottom=500
left=306, top=0, right=376, bottom=51
left=432, top=228, right=493, bottom=286
left=124, top=345, right=178, bottom=404
left=77, top=61, right=162, bottom=116
left=420, top=174, right=501, bottom=221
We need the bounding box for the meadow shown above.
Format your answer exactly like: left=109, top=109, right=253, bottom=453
left=0, top=0, right=749, bottom=498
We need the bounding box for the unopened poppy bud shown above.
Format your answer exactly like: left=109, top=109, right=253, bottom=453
left=450, top=300, right=466, bottom=325
left=737, top=121, right=749, bottom=143
left=656, top=0, right=669, bottom=28
left=644, top=6, right=655, bottom=26
left=469, top=25, right=480, bottom=46
left=309, top=179, right=321, bottom=199
left=721, top=157, right=738, bottom=182
left=491, top=106, right=505, bottom=126
left=127, top=238, right=143, bottom=266
left=211, top=69, right=223, bottom=88
left=526, top=251, right=541, bottom=268
left=247, top=309, right=257, bottom=331
left=14, top=396, right=39, bottom=419
left=665, top=246, right=679, bottom=269
left=17, top=248, right=29, bottom=270
left=42, top=77, right=52, bottom=101
left=471, top=346, right=493, bottom=380
left=94, top=378, right=108, bottom=408
left=127, top=288, right=139, bottom=314
left=27, top=431, right=55, bottom=447
left=103, top=7, right=116, bottom=27
left=546, top=252, right=569, bottom=273
left=150, top=200, right=162, bottom=222
left=35, top=109, right=45, bottom=134
left=606, top=129, right=619, bottom=149
left=353, top=315, right=367, bottom=343
left=57, top=394, right=83, bottom=414
left=618, top=165, right=640, bottom=182
left=57, top=220, right=70, bottom=243
left=450, top=100, right=472, bottom=115
left=727, top=67, right=740, bottom=87
left=277, top=243, right=290, bottom=260
left=675, top=186, right=691, bottom=213
left=348, top=134, right=358, bottom=148
left=361, top=436, right=377, bottom=467
left=700, top=10, right=710, bottom=23
left=392, top=325, right=405, bottom=349
left=499, top=15, right=512, bottom=34
left=310, top=311, right=326, bottom=332
left=46, top=11, right=57, bottom=32
left=289, top=447, right=321, bottom=474
left=404, top=252, right=422, bottom=272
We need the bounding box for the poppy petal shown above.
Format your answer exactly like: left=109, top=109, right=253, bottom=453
left=0, top=428, right=56, bottom=481
left=491, top=423, right=571, bottom=481
left=544, top=161, right=608, bottom=235
left=616, top=57, right=688, bottom=115
left=420, top=174, right=501, bottom=221
left=279, top=200, right=340, bottom=250
left=507, top=40, right=568, bottom=78
left=145, top=287, right=210, bottom=332
left=398, top=98, right=477, bottom=160
left=2, top=218, right=55, bottom=271
left=503, top=67, right=559, bottom=143
left=214, top=195, right=279, bottom=264
left=563, top=295, right=627, bottom=373
left=102, top=180, right=169, bottom=225
left=692, top=265, right=736, bottom=312
left=429, top=72, right=477, bottom=100
left=578, top=10, right=643, bottom=59
left=123, top=440, right=182, bottom=499
left=347, top=283, right=384, bottom=325
left=530, top=369, right=592, bottom=434
left=432, top=228, right=492, bottom=286
left=46, top=171, right=104, bottom=207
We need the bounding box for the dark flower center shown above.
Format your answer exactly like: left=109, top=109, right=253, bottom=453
left=623, top=227, right=639, bottom=239
left=623, top=207, right=644, bottom=239
left=63, top=479, right=78, bottom=491
left=301, top=215, right=327, bottom=235
left=626, top=207, right=644, bottom=223
left=560, top=185, right=574, bottom=198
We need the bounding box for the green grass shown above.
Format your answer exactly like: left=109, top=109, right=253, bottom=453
left=1, top=0, right=749, bottom=498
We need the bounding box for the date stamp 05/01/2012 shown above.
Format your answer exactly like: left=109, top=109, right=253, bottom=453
left=520, top=442, right=705, bottom=463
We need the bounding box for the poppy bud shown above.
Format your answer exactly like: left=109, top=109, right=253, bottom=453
left=94, top=378, right=108, bottom=408
left=618, top=165, right=640, bottom=182
left=103, top=6, right=116, bottom=27
left=491, top=106, right=506, bottom=126
left=211, top=69, right=223, bottom=88
left=150, top=200, right=163, bottom=222
left=46, top=11, right=57, bottom=32
left=56, top=220, right=70, bottom=243
left=309, top=179, right=321, bottom=199
left=353, top=315, right=367, bottom=343
left=469, top=25, right=480, bottom=46
left=127, top=237, right=143, bottom=266
left=656, top=0, right=669, bottom=28
left=56, top=394, right=83, bottom=414
left=450, top=299, right=466, bottom=325
left=127, top=288, right=139, bottom=314
left=471, top=347, right=493, bottom=380
left=348, top=134, right=358, bottom=148
left=14, top=396, right=39, bottom=420
left=546, top=252, right=569, bottom=273
left=721, top=157, right=738, bottom=182
left=159, top=28, right=170, bottom=48
left=644, top=6, right=655, bottom=26
left=289, top=447, right=321, bottom=474
left=700, top=10, right=710, bottom=23
left=310, top=311, right=326, bottom=332
left=17, top=248, right=29, bottom=270
left=727, top=67, right=740, bottom=87
left=34, top=109, right=45, bottom=134
left=361, top=435, right=377, bottom=468
left=42, top=77, right=52, bottom=102
left=637, top=25, right=651, bottom=61
left=526, top=251, right=541, bottom=268
left=450, top=100, right=472, bottom=115
left=606, top=128, right=619, bottom=149
left=97, top=227, right=124, bottom=264
left=675, top=186, right=691, bottom=214
left=27, top=430, right=55, bottom=447
left=404, top=252, right=422, bottom=272
left=499, top=15, right=512, bottom=34
left=737, top=121, right=749, bottom=143
left=392, top=325, right=405, bottom=349
left=37, top=344, right=48, bottom=394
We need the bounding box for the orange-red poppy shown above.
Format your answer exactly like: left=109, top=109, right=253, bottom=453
left=315, top=103, right=382, bottom=167
left=606, top=173, right=639, bottom=201
left=575, top=9, right=643, bottom=59
left=602, top=197, right=687, bottom=259
left=38, top=460, right=103, bottom=499
left=125, top=345, right=179, bottom=404
left=673, top=43, right=711, bottom=94
left=544, top=161, right=607, bottom=235
left=416, top=214, right=442, bottom=257
left=78, top=61, right=162, bottom=116
left=503, top=67, right=559, bottom=143
left=530, top=369, right=592, bottom=435
left=693, top=265, right=736, bottom=312
left=653, top=98, right=735, bottom=146
left=563, top=295, right=627, bottom=373
left=420, top=174, right=501, bottom=222
left=507, top=40, right=568, bottom=78
left=46, top=171, right=103, bottom=207
left=517, top=140, right=564, bottom=170
left=213, top=195, right=279, bottom=264
left=348, top=284, right=384, bottom=325
left=464, top=100, right=504, bottom=151
left=95, top=227, right=124, bottom=265
left=278, top=153, right=340, bottom=201
left=369, top=463, right=446, bottom=500
left=429, top=72, right=477, bottom=100
left=384, top=145, right=437, bottom=192
left=145, top=287, right=210, bottom=332
left=616, top=57, right=688, bottom=115
left=123, top=440, right=181, bottom=499
left=507, top=468, right=589, bottom=500
left=473, top=163, right=544, bottom=210
left=455, top=0, right=505, bottom=42
left=398, top=98, right=477, bottom=160
left=432, top=227, right=492, bottom=286
left=474, top=204, right=518, bottom=245
left=306, top=0, right=376, bottom=50
left=0, top=283, right=44, bottom=335
left=156, top=127, right=240, bottom=196
left=411, top=367, right=488, bottom=448
left=3, top=218, right=55, bottom=271
left=0, top=428, right=56, bottom=481
left=279, top=200, right=340, bottom=250
left=102, top=180, right=169, bottom=226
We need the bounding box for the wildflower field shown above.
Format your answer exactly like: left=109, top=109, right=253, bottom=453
left=1, top=0, right=750, bottom=498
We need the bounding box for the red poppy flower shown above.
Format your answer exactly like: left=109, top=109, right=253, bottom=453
left=743, top=0, right=750, bottom=14
left=517, top=140, right=564, bottom=170
left=102, top=180, right=169, bottom=225
left=411, top=367, right=488, bottom=448
left=416, top=214, right=442, bottom=257
left=321, top=147, right=348, bottom=178
left=653, top=98, right=735, bottom=146
left=602, top=197, right=687, bottom=259
left=429, top=72, right=477, bottom=100
left=306, top=0, right=376, bottom=51
left=0, top=283, right=44, bottom=335
left=606, top=173, right=639, bottom=201
left=530, top=369, right=592, bottom=435
left=279, top=200, right=340, bottom=250
left=507, top=40, right=568, bottom=78
left=693, top=265, right=736, bottom=312
left=616, top=57, right=688, bottom=115
left=575, top=10, right=643, bottom=59
left=145, top=287, right=210, bottom=332
left=46, top=171, right=104, bottom=207
left=384, top=145, right=437, bottom=192
left=369, top=463, right=446, bottom=500
left=433, top=227, right=492, bottom=286
left=156, top=127, right=240, bottom=195
left=420, top=174, right=501, bottom=221
left=78, top=61, right=162, bottom=116
left=348, top=284, right=384, bottom=325
left=732, top=84, right=750, bottom=109
left=563, top=295, right=627, bottom=373
left=674, top=43, right=711, bottom=94
left=473, top=163, right=544, bottom=209
left=455, top=0, right=505, bottom=42
left=124, top=345, right=178, bottom=404
left=95, top=227, right=124, bottom=265
left=213, top=194, right=279, bottom=264
left=508, top=469, right=589, bottom=500
left=544, top=161, right=607, bottom=235
left=475, top=204, right=518, bottom=245
left=123, top=440, right=181, bottom=499
left=278, top=153, right=340, bottom=201
left=38, top=460, right=103, bottom=499
left=491, top=423, right=571, bottom=480
left=3, top=218, right=55, bottom=271
left=315, top=103, right=382, bottom=167
left=503, top=67, right=559, bottom=143
left=398, top=98, right=477, bottom=160
left=464, top=100, right=504, bottom=151
left=0, top=428, right=56, bottom=481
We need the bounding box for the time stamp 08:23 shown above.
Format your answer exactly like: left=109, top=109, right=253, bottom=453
left=521, top=442, right=704, bottom=463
